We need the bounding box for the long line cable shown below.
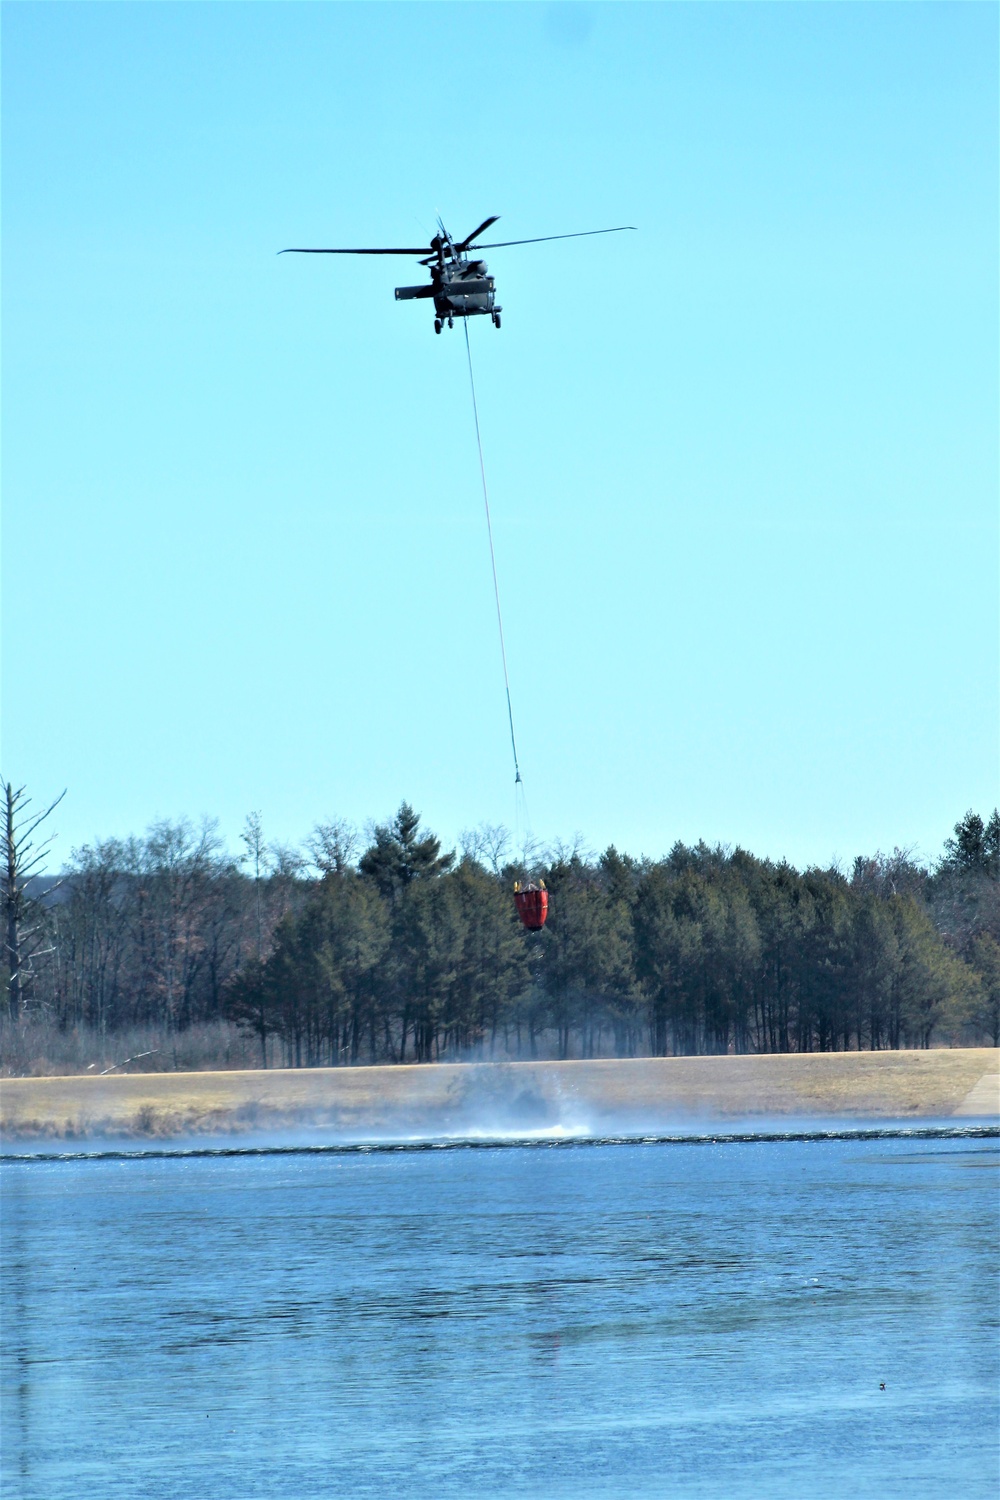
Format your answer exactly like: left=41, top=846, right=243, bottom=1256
left=463, top=318, right=522, bottom=786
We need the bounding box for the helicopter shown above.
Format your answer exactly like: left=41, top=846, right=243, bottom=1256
left=280, top=216, right=636, bottom=333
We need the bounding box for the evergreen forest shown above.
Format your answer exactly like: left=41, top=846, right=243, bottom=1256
left=3, top=796, right=998, bottom=1074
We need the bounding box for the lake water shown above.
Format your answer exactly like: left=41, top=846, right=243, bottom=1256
left=2, top=1131, right=998, bottom=1499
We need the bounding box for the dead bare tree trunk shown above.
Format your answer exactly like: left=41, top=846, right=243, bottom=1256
left=5, top=786, right=19, bottom=1020
left=2, top=780, right=66, bottom=1021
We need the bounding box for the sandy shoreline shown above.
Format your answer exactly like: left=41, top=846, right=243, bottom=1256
left=1, top=1049, right=997, bottom=1142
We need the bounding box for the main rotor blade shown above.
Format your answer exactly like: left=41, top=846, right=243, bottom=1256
left=475, top=225, right=637, bottom=249
left=457, top=215, right=500, bottom=251
left=279, top=247, right=429, bottom=256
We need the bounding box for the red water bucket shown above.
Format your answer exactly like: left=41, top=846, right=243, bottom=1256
left=514, top=886, right=548, bottom=932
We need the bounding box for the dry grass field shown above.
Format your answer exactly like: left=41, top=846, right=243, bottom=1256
left=1, top=1049, right=996, bottom=1141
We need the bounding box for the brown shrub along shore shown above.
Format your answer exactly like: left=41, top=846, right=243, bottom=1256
left=1, top=1048, right=996, bottom=1142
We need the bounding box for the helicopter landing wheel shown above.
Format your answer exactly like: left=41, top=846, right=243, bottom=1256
left=434, top=319, right=442, bottom=335
left=492, top=312, right=501, bottom=329
left=448, top=316, right=454, bottom=329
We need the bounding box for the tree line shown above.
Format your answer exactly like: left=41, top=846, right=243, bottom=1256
left=3, top=789, right=998, bottom=1068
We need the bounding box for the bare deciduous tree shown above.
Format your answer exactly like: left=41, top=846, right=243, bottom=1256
left=240, top=811, right=270, bottom=963
left=2, top=780, right=66, bottom=1021
left=307, top=818, right=358, bottom=877
left=459, top=822, right=511, bottom=876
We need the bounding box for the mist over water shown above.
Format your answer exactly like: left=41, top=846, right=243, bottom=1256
left=3, top=1133, right=997, bottom=1499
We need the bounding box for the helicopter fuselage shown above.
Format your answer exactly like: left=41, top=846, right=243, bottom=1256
left=395, top=245, right=501, bottom=332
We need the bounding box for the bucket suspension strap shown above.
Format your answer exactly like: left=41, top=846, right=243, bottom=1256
left=463, top=319, right=521, bottom=786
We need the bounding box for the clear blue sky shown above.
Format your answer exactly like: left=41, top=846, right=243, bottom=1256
left=3, top=1, right=997, bottom=872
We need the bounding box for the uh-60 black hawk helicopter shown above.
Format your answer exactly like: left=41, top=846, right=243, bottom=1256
left=280, top=216, right=636, bottom=333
